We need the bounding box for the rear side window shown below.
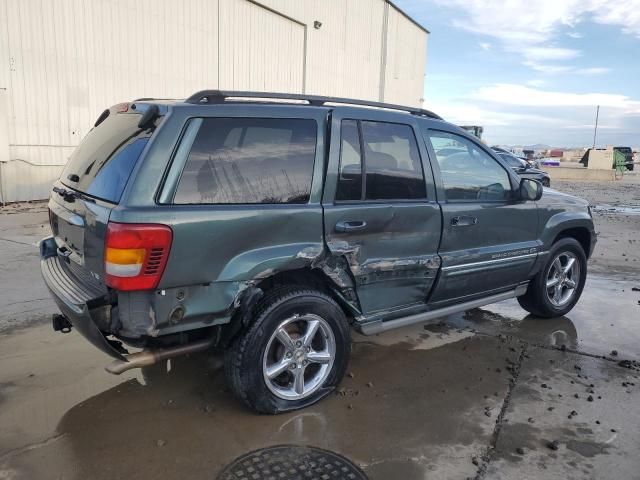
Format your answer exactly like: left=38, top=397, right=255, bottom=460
left=173, top=118, right=317, bottom=204
left=61, top=109, right=158, bottom=203
left=334, top=120, right=426, bottom=202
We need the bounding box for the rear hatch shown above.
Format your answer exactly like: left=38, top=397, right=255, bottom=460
left=49, top=102, right=162, bottom=283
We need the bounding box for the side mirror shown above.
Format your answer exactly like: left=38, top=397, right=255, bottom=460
left=519, top=178, right=543, bottom=201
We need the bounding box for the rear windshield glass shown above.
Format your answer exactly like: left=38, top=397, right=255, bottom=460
left=61, top=110, right=159, bottom=203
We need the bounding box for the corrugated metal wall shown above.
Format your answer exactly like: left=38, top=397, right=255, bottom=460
left=0, top=0, right=427, bottom=202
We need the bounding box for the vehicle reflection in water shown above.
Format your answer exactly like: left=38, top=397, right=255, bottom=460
left=458, top=309, right=579, bottom=350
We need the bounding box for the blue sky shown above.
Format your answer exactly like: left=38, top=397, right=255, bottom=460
left=395, top=0, right=640, bottom=147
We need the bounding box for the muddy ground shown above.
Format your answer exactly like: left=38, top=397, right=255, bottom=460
left=0, top=175, right=639, bottom=480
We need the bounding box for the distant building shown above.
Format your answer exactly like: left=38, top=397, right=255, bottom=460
left=562, top=149, right=587, bottom=163
left=549, top=149, right=564, bottom=158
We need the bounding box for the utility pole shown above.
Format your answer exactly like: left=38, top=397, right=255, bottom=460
left=592, top=105, right=600, bottom=149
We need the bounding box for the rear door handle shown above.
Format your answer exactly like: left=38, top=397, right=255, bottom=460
left=451, top=216, right=478, bottom=227
left=335, top=220, right=367, bottom=233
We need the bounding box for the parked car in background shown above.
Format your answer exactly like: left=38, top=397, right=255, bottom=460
left=41, top=91, right=594, bottom=413
left=614, top=146, right=634, bottom=171
left=492, top=146, right=539, bottom=168
left=493, top=149, right=551, bottom=186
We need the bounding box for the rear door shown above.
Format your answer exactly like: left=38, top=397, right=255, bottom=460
left=422, top=128, right=540, bottom=306
left=322, top=109, right=442, bottom=317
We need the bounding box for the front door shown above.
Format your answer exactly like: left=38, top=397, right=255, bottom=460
left=422, top=129, right=540, bottom=306
left=322, top=110, right=442, bottom=317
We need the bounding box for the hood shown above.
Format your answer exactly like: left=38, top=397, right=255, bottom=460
left=524, top=167, right=548, bottom=176
left=538, top=187, right=590, bottom=208
left=514, top=166, right=548, bottom=176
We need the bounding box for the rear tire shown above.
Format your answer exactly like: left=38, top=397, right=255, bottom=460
left=224, top=287, right=350, bottom=414
left=518, top=238, right=587, bottom=318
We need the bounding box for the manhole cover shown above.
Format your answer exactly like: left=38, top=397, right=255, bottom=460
left=216, top=445, right=368, bottom=480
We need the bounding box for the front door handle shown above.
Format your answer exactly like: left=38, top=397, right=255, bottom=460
left=335, top=220, right=367, bottom=233
left=451, top=216, right=478, bottom=227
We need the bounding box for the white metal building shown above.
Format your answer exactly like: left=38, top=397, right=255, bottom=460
left=0, top=0, right=429, bottom=202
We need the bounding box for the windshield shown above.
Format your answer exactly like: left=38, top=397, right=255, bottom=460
left=61, top=109, right=160, bottom=203
left=500, top=153, right=525, bottom=168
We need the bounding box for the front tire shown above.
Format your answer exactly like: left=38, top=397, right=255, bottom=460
left=518, top=238, right=587, bottom=318
left=225, top=287, right=350, bottom=414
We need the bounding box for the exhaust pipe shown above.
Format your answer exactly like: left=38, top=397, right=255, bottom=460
left=52, top=314, right=72, bottom=333
left=105, top=338, right=214, bottom=375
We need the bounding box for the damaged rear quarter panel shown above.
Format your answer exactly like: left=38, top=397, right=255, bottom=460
left=112, top=204, right=327, bottom=332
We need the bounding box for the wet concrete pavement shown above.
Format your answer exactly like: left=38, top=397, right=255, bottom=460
left=1, top=192, right=639, bottom=480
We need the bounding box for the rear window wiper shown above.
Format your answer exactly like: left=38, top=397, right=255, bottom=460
left=52, top=186, right=96, bottom=203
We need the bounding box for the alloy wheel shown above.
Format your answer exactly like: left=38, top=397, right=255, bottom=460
left=262, top=314, right=336, bottom=400
left=545, top=252, right=580, bottom=307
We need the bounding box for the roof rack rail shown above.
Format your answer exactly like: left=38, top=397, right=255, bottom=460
left=183, top=90, right=443, bottom=120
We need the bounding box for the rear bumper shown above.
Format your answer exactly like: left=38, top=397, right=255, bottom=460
left=40, top=237, right=125, bottom=360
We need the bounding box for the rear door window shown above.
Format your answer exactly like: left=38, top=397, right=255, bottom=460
left=173, top=118, right=317, bottom=204
left=335, top=120, right=363, bottom=201
left=61, top=109, right=158, bottom=203
left=334, top=120, right=426, bottom=202
left=361, top=121, right=426, bottom=200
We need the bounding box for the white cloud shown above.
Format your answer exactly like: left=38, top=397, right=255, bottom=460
left=423, top=91, right=640, bottom=146
left=575, top=67, right=610, bottom=75
left=479, top=42, right=491, bottom=51
left=567, top=31, right=583, bottom=38
left=523, top=62, right=609, bottom=75
left=526, top=79, right=547, bottom=87
left=522, top=47, right=581, bottom=61
left=439, top=0, right=582, bottom=45
left=591, top=0, right=640, bottom=37
left=523, top=61, right=573, bottom=73
left=423, top=99, right=562, bottom=127
left=434, top=0, right=639, bottom=72
left=563, top=124, right=619, bottom=129
left=472, top=84, right=640, bottom=112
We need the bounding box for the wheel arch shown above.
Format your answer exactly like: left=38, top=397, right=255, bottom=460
left=217, top=266, right=361, bottom=348
left=253, top=268, right=361, bottom=320
left=552, top=227, right=593, bottom=258
left=540, top=212, right=595, bottom=259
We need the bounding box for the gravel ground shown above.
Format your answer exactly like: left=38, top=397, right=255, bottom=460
left=553, top=173, right=640, bottom=277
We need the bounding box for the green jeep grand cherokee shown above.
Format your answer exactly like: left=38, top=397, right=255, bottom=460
left=41, top=91, right=596, bottom=413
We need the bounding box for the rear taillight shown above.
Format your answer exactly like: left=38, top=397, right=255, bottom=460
left=104, top=222, right=172, bottom=291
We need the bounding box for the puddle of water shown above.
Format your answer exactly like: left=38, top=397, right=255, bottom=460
left=0, top=326, right=138, bottom=453
left=592, top=204, right=640, bottom=215
left=0, top=323, right=516, bottom=480
left=439, top=275, right=640, bottom=361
